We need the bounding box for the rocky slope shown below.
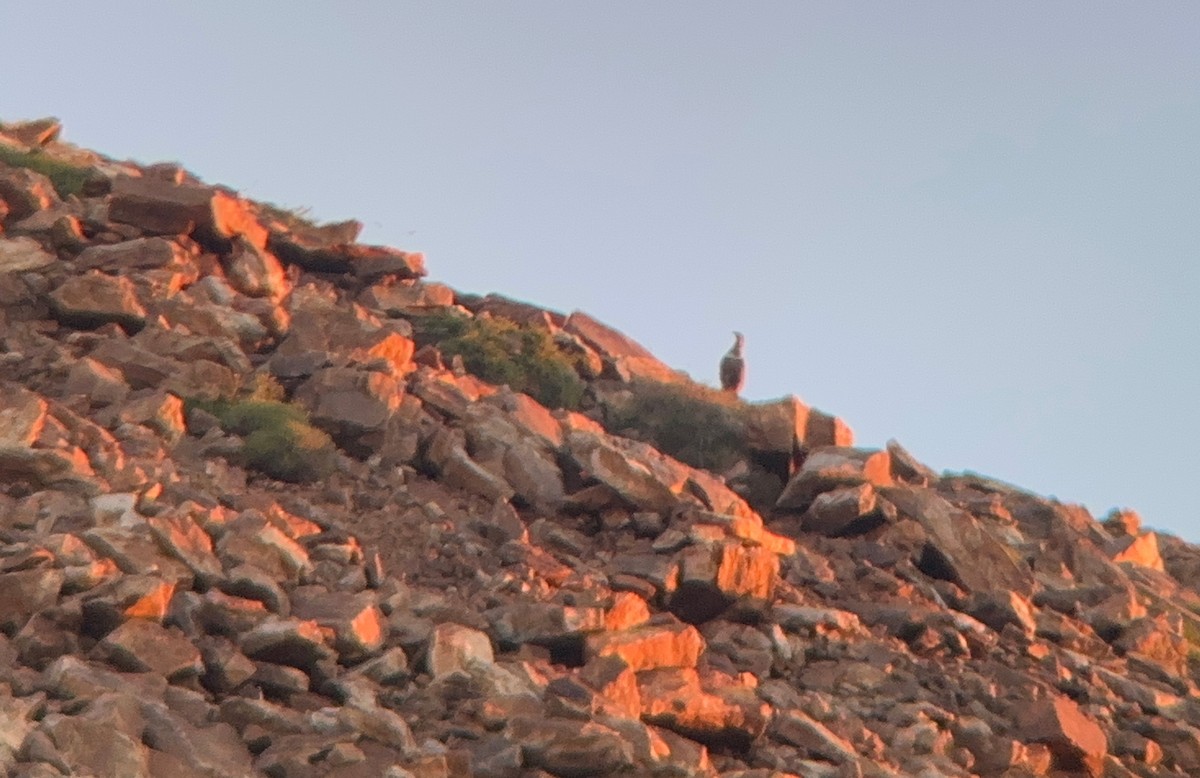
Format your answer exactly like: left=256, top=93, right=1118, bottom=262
left=2, top=117, right=1199, bottom=778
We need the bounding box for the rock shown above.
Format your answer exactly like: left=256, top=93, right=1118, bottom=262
left=118, top=390, right=186, bottom=443
left=0, top=569, right=64, bottom=634
left=359, top=279, right=454, bottom=315
left=63, top=357, right=130, bottom=407
left=145, top=510, right=222, bottom=585
left=1019, top=695, right=1108, bottom=776
left=966, top=589, right=1037, bottom=636
left=0, top=164, right=61, bottom=220
left=39, top=704, right=150, bottom=778
left=289, top=587, right=385, bottom=662
left=108, top=175, right=268, bottom=248
left=801, top=483, right=896, bottom=536
left=223, top=237, right=289, bottom=300
left=216, top=520, right=312, bottom=583
left=92, top=618, right=203, bottom=679
left=80, top=575, right=177, bottom=634
left=197, top=636, right=257, bottom=693
left=293, top=366, right=405, bottom=454
left=637, top=668, right=770, bottom=750
left=882, top=485, right=1036, bottom=596
left=0, top=117, right=62, bottom=146
left=514, top=719, right=635, bottom=777
left=141, top=701, right=256, bottom=777
left=886, top=438, right=939, bottom=485
left=0, top=236, right=56, bottom=272
left=488, top=602, right=607, bottom=648
left=39, top=654, right=168, bottom=701
left=1107, top=531, right=1165, bottom=571
left=89, top=338, right=184, bottom=389
left=563, top=310, right=680, bottom=383
left=426, top=426, right=517, bottom=503
left=351, top=646, right=411, bottom=686
left=669, top=542, right=779, bottom=623
left=426, top=623, right=495, bottom=677
left=585, top=622, right=704, bottom=672
left=565, top=431, right=680, bottom=514
left=770, top=709, right=859, bottom=765
left=49, top=271, right=148, bottom=332
left=776, top=447, right=892, bottom=512
left=76, top=236, right=193, bottom=272
left=240, top=618, right=336, bottom=670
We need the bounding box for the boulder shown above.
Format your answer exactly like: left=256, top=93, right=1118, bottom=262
left=0, top=236, right=56, bottom=272
left=223, top=237, right=289, bottom=300
left=426, top=623, right=495, bottom=677
left=883, top=485, right=1035, bottom=596
left=776, top=447, right=892, bottom=512
left=585, top=622, right=703, bottom=672
left=91, top=618, right=203, bottom=679
left=108, top=175, right=268, bottom=248
left=75, top=236, right=193, bottom=272
left=1019, top=695, right=1108, bottom=776
left=801, top=483, right=896, bottom=536
left=637, top=668, right=770, bottom=750
left=289, top=587, right=385, bottom=661
left=358, top=279, right=454, bottom=315
left=563, top=310, right=680, bottom=383
left=1107, top=531, right=1165, bottom=571
left=240, top=618, right=336, bottom=670
left=270, top=236, right=426, bottom=279
left=49, top=271, right=147, bottom=332
left=0, top=164, right=61, bottom=220
left=669, top=541, right=779, bottom=623
left=293, top=366, right=404, bottom=453
left=565, top=431, right=681, bottom=514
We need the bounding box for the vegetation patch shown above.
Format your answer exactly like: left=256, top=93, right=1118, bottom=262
left=0, top=145, right=94, bottom=198
left=188, top=384, right=337, bottom=484
left=605, top=380, right=747, bottom=472
left=414, top=309, right=586, bottom=410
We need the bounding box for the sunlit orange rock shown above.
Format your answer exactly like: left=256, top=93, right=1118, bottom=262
left=585, top=621, right=704, bottom=672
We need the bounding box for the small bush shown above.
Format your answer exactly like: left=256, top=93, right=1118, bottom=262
left=415, top=310, right=586, bottom=410
left=0, top=146, right=94, bottom=198
left=606, top=380, right=747, bottom=472
left=188, top=396, right=337, bottom=483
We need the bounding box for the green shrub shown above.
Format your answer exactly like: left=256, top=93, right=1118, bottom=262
left=606, top=380, right=747, bottom=472
left=188, top=396, right=337, bottom=483
left=0, top=146, right=94, bottom=198
left=414, top=310, right=586, bottom=410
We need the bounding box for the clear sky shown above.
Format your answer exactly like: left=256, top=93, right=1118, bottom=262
left=7, top=3, right=1198, bottom=538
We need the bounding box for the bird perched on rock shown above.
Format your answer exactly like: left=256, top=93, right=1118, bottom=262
left=719, top=331, right=746, bottom=395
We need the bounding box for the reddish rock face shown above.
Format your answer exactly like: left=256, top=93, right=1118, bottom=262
left=1020, top=695, right=1108, bottom=776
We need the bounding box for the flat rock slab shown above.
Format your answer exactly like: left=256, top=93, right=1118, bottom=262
left=0, top=235, right=56, bottom=272
left=585, top=622, right=704, bottom=672
left=49, top=271, right=147, bottom=333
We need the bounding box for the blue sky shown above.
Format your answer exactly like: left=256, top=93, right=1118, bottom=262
left=7, top=3, right=1199, bottom=538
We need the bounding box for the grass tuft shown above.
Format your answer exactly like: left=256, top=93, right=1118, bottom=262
left=0, top=145, right=94, bottom=198
left=414, top=310, right=586, bottom=410
left=188, top=391, right=337, bottom=484
left=605, top=380, right=747, bottom=472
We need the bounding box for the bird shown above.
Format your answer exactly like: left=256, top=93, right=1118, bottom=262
left=719, top=331, right=746, bottom=395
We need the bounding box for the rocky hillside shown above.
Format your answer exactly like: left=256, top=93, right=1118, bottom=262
left=2, top=117, right=1199, bottom=778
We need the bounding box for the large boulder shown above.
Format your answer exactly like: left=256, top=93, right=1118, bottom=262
left=0, top=236, right=56, bottom=272
left=108, top=175, right=268, bottom=249
left=49, top=272, right=148, bottom=333
left=776, top=446, right=892, bottom=512
left=563, top=310, right=681, bottom=383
